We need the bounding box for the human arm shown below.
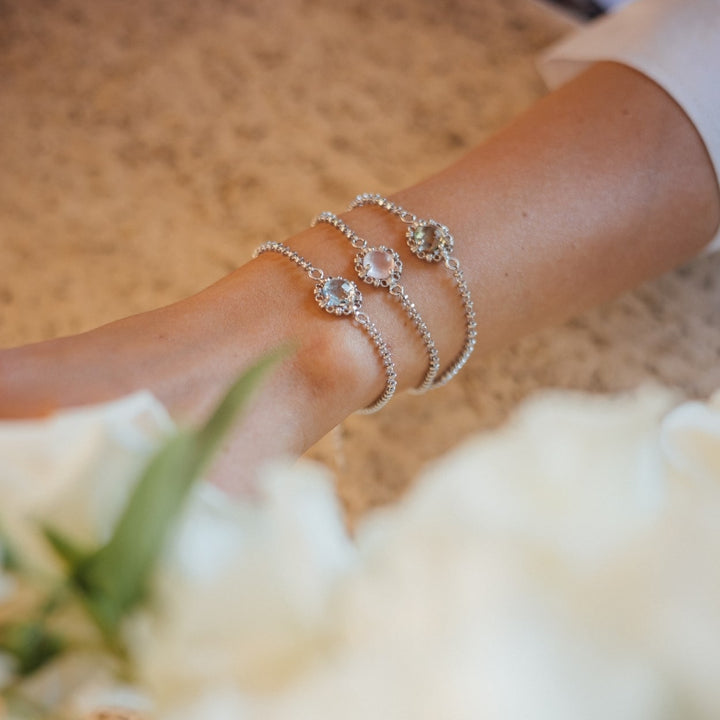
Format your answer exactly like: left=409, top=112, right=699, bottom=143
left=1, top=61, right=718, bottom=493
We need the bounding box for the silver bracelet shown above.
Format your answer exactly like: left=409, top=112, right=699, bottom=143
left=253, top=240, right=398, bottom=413
left=348, top=193, right=477, bottom=387
left=311, top=211, right=440, bottom=393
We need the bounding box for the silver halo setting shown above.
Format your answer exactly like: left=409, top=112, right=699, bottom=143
left=314, top=276, right=362, bottom=315
left=406, top=220, right=454, bottom=262
left=354, top=246, right=403, bottom=287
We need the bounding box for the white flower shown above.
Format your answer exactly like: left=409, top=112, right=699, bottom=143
left=255, top=388, right=683, bottom=720
left=158, top=686, right=251, bottom=720
left=128, top=460, right=355, bottom=711
left=254, top=387, right=720, bottom=719
left=3, top=384, right=720, bottom=719
left=69, top=680, right=152, bottom=720
left=0, top=392, right=173, bottom=571
left=0, top=393, right=173, bottom=716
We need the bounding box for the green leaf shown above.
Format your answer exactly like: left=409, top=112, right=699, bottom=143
left=69, top=349, right=285, bottom=640
left=0, top=523, right=21, bottom=573
left=41, top=526, right=91, bottom=574
left=0, top=621, right=65, bottom=676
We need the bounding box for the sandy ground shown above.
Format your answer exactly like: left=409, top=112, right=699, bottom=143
left=1, top=0, right=719, bottom=520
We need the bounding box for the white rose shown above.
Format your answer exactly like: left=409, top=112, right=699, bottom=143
left=3, top=385, right=720, bottom=720
left=0, top=392, right=173, bottom=570
left=0, top=393, right=173, bottom=716
left=128, top=460, right=355, bottom=711
left=252, top=387, right=719, bottom=720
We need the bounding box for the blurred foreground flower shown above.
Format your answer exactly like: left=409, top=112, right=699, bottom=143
left=1, top=384, right=720, bottom=719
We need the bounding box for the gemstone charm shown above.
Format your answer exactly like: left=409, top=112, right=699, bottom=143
left=314, top=276, right=362, bottom=315
left=354, top=246, right=403, bottom=287
left=406, top=220, right=454, bottom=262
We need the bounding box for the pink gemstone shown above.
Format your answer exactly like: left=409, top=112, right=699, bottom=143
left=363, top=249, right=395, bottom=280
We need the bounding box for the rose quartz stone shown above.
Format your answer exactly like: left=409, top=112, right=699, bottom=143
left=363, top=249, right=395, bottom=280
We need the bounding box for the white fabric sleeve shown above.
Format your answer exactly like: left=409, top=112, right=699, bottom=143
left=538, top=0, right=720, bottom=254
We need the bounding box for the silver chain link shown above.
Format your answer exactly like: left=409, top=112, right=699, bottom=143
left=349, top=193, right=477, bottom=388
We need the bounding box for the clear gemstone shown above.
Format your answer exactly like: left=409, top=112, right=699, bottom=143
left=413, top=224, right=444, bottom=253
left=363, top=249, right=396, bottom=280
left=322, top=277, right=356, bottom=309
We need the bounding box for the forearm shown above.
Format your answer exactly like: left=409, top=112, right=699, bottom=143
left=287, top=61, right=719, bottom=407
left=1, top=62, right=718, bottom=491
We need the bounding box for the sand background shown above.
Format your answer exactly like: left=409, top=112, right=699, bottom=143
left=1, top=0, right=719, bottom=520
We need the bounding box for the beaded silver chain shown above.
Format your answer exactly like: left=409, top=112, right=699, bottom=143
left=312, top=211, right=440, bottom=393
left=348, top=193, right=477, bottom=388
left=253, top=240, right=398, bottom=413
